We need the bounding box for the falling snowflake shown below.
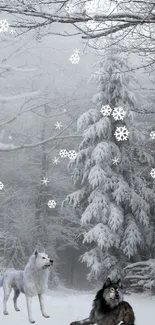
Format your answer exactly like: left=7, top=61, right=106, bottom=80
left=0, top=19, right=9, bottom=33
left=0, top=182, right=4, bottom=190
left=100, top=105, right=112, bottom=116
left=85, top=1, right=96, bottom=14
left=86, top=20, right=97, bottom=30
left=112, top=107, right=126, bottom=121
left=41, top=177, right=49, bottom=186
left=59, top=149, right=68, bottom=158
left=53, top=157, right=60, bottom=165
left=65, top=2, right=75, bottom=15
left=63, top=108, right=67, bottom=113
left=8, top=135, right=12, bottom=140
left=114, top=126, right=130, bottom=141
left=47, top=200, right=57, bottom=208
left=112, top=157, right=120, bottom=165
left=68, top=150, right=77, bottom=160
left=8, top=28, right=16, bottom=36
left=70, top=49, right=80, bottom=64
left=55, top=121, right=63, bottom=130
left=150, top=131, right=155, bottom=139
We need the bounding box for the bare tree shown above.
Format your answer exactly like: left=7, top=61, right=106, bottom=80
left=1, top=0, right=155, bottom=62
left=0, top=64, right=81, bottom=152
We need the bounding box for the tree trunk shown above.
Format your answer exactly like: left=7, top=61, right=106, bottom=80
left=34, top=105, right=49, bottom=248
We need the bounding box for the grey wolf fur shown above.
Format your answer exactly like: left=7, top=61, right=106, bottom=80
left=0, top=249, right=53, bottom=323
left=70, top=278, right=135, bottom=325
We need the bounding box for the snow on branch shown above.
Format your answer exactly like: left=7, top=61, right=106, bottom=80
left=125, top=275, right=150, bottom=280
left=0, top=143, right=17, bottom=151
left=124, top=259, right=155, bottom=293
left=0, top=1, right=154, bottom=40
left=125, top=260, right=154, bottom=269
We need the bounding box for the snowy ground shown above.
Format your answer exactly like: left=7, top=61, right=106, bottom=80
left=0, top=287, right=154, bottom=325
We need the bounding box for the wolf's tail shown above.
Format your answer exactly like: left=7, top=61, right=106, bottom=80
left=0, top=276, right=4, bottom=287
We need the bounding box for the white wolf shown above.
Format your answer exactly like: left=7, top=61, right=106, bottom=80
left=0, top=249, right=53, bottom=323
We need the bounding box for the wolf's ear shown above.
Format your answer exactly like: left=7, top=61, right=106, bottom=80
left=34, top=249, right=38, bottom=257
left=116, top=279, right=123, bottom=289
left=103, top=278, right=111, bottom=288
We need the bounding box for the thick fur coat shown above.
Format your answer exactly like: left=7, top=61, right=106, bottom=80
left=70, top=278, right=135, bottom=325
left=0, top=250, right=53, bottom=323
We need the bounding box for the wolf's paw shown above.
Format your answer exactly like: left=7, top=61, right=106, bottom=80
left=43, top=314, right=50, bottom=318
left=15, top=308, right=20, bottom=312
left=29, top=321, right=35, bottom=324
left=3, top=311, right=9, bottom=315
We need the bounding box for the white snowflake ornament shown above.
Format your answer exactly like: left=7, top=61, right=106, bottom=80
left=68, top=150, right=77, bottom=160
left=112, top=107, right=126, bottom=121
left=41, top=177, right=49, bottom=186
left=150, top=168, right=155, bottom=179
left=70, top=49, right=80, bottom=64
left=112, top=157, right=120, bottom=165
left=100, top=105, right=112, bottom=116
left=150, top=131, right=155, bottom=139
left=47, top=200, right=57, bottom=208
left=59, top=149, right=68, bottom=158
left=53, top=157, right=60, bottom=165
left=114, top=126, right=129, bottom=141
left=54, top=121, right=63, bottom=130
left=0, top=182, right=4, bottom=190
left=8, top=28, right=16, bottom=36
left=0, top=19, right=9, bottom=33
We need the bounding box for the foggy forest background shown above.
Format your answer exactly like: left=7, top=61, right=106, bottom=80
left=0, top=0, right=155, bottom=293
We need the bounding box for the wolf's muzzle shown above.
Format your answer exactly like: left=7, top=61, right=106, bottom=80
left=43, top=260, right=53, bottom=269
left=115, top=292, right=119, bottom=299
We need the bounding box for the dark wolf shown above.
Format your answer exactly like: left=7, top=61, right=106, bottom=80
left=70, top=278, right=135, bottom=325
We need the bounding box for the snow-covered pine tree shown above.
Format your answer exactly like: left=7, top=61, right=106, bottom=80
left=64, top=47, right=155, bottom=282
left=124, top=259, right=155, bottom=294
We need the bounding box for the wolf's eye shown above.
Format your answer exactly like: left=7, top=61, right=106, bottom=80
left=42, top=257, right=46, bottom=259
left=110, top=288, right=115, bottom=292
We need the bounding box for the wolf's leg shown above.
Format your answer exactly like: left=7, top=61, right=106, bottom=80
left=38, top=293, right=50, bottom=318
left=70, top=318, right=94, bottom=325
left=26, top=296, right=35, bottom=323
left=13, top=289, right=20, bottom=311
left=3, top=282, right=12, bottom=315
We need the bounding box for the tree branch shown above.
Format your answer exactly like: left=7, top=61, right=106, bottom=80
left=0, top=118, right=82, bottom=152
left=125, top=275, right=150, bottom=280
left=0, top=64, right=38, bottom=72
left=125, top=260, right=154, bottom=269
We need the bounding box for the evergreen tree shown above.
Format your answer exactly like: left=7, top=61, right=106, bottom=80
left=64, top=48, right=155, bottom=281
